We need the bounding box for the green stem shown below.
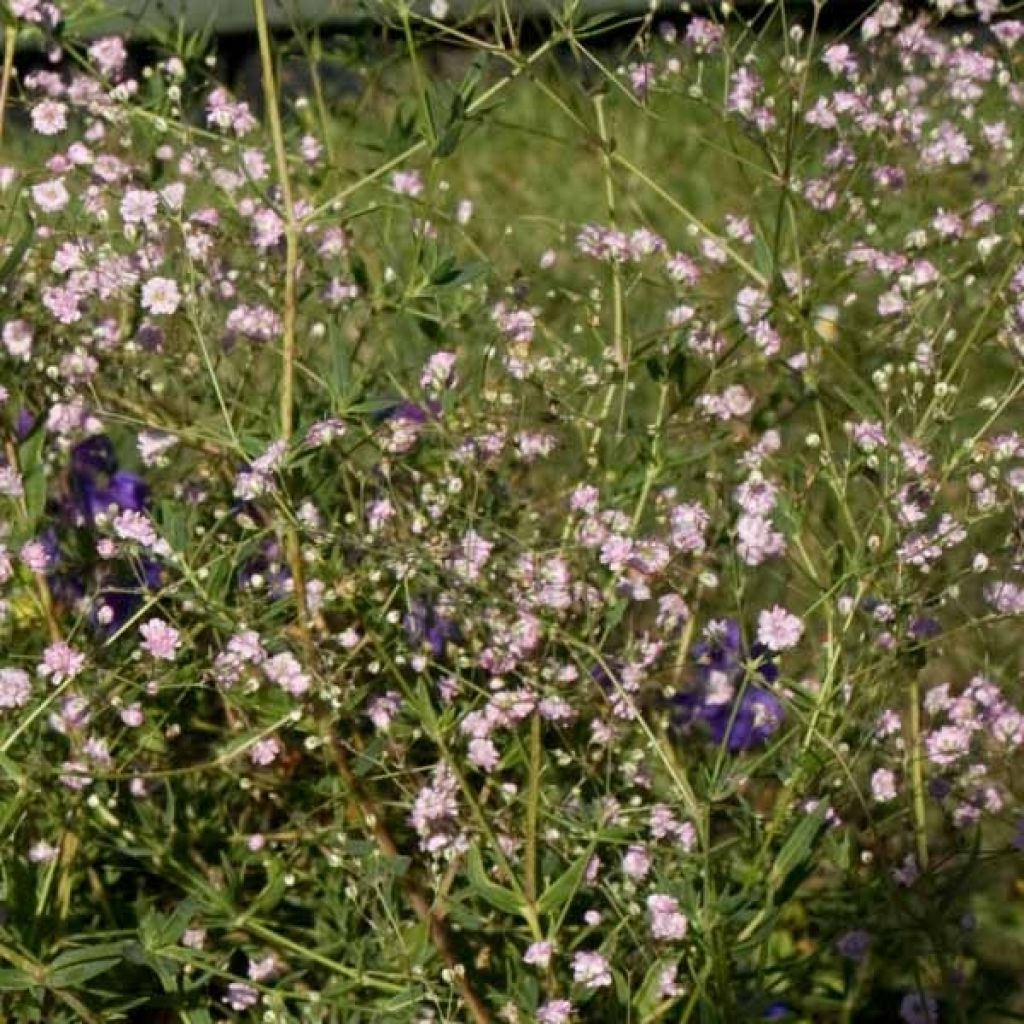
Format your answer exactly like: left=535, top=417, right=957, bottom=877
left=907, top=674, right=929, bottom=870
left=253, top=0, right=314, bottom=645
left=253, top=0, right=297, bottom=443
left=594, top=95, right=625, bottom=370
left=524, top=712, right=542, bottom=906
left=0, top=25, right=15, bottom=144
left=400, top=3, right=435, bottom=147
left=241, top=920, right=407, bottom=993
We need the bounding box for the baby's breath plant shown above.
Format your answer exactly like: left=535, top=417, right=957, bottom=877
left=2, top=0, right=1024, bottom=1020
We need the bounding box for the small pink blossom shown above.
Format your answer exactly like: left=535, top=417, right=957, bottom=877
left=571, top=950, right=612, bottom=989
left=524, top=941, right=553, bottom=967
left=139, top=618, right=181, bottom=661
left=0, top=668, right=32, bottom=710
left=756, top=606, right=804, bottom=652
left=38, top=643, right=86, bottom=685
left=648, top=893, right=689, bottom=941
left=141, top=277, right=181, bottom=316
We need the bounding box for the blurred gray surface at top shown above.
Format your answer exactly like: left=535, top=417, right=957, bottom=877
left=97, top=0, right=657, bottom=33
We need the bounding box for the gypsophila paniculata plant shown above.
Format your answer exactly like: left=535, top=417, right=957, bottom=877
left=2, top=0, right=1024, bottom=1019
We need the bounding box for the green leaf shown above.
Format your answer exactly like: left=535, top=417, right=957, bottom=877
left=139, top=896, right=200, bottom=951
left=157, top=499, right=186, bottom=553
left=465, top=845, right=523, bottom=917
left=0, top=967, right=36, bottom=992
left=328, top=322, right=352, bottom=399
left=0, top=223, right=32, bottom=286
left=632, top=958, right=676, bottom=1015
left=410, top=680, right=440, bottom=740
left=16, top=422, right=47, bottom=531
left=246, top=859, right=287, bottom=916
left=0, top=750, right=26, bottom=785
left=430, top=256, right=458, bottom=286
left=433, top=121, right=463, bottom=158
left=768, top=805, right=828, bottom=894
left=430, top=260, right=489, bottom=290
left=537, top=846, right=592, bottom=919
left=46, top=943, right=127, bottom=988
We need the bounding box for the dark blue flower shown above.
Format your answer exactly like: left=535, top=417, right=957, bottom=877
left=909, top=616, right=941, bottom=641
left=836, top=929, right=872, bottom=962
left=900, top=992, right=938, bottom=1024
left=403, top=599, right=460, bottom=659
left=671, top=619, right=784, bottom=753
left=15, top=409, right=36, bottom=440
left=67, top=436, right=149, bottom=525
left=376, top=399, right=441, bottom=425
left=1012, top=818, right=1024, bottom=852
left=70, top=435, right=117, bottom=478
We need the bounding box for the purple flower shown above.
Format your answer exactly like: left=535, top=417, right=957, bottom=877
left=835, top=929, right=872, bottom=962
left=403, top=599, right=460, bottom=659
left=909, top=616, right=942, bottom=641
left=1012, top=818, right=1024, bottom=851
left=671, top=619, right=784, bottom=752
left=67, top=436, right=149, bottom=525
left=900, top=992, right=938, bottom=1024
left=71, top=435, right=118, bottom=478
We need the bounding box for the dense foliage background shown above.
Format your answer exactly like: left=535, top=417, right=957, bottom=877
left=2, top=0, right=1024, bottom=1020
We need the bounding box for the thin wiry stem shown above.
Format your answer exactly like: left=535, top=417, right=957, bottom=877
left=0, top=25, right=16, bottom=143
left=253, top=0, right=313, bottom=648
left=907, top=674, right=930, bottom=871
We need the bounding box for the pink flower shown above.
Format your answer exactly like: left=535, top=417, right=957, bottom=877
left=648, top=893, right=689, bottom=941
left=141, top=277, right=181, bottom=316
left=2, top=320, right=33, bottom=360
left=30, top=178, right=70, bottom=213
left=391, top=170, right=423, bottom=197
left=622, top=844, right=652, bottom=880
left=537, top=1000, right=573, bottom=1024
left=20, top=540, right=52, bottom=574
left=263, top=652, right=311, bottom=696
left=88, top=36, right=128, bottom=78
left=38, top=642, right=86, bottom=685
left=247, top=954, right=279, bottom=981
left=871, top=768, right=898, bottom=802
left=139, top=618, right=181, bottom=661
left=30, top=100, right=67, bottom=135
left=524, top=941, right=553, bottom=967
left=121, top=188, right=159, bottom=225
left=571, top=950, right=612, bottom=989
left=250, top=737, right=281, bottom=766
left=756, top=606, right=804, bottom=652
left=0, top=668, right=32, bottom=710
left=224, top=982, right=259, bottom=1011
left=29, top=840, right=58, bottom=863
